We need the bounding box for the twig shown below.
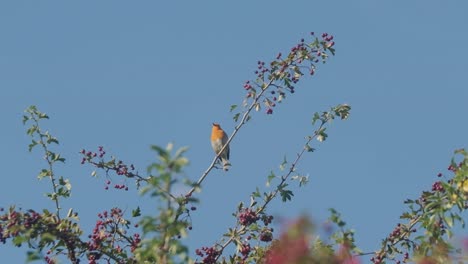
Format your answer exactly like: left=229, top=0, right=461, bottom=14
left=186, top=78, right=275, bottom=198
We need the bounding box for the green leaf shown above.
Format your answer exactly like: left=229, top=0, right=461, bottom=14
left=174, top=146, right=189, bottom=159
left=47, top=137, right=59, bottom=145
left=38, top=169, right=50, bottom=179
left=444, top=214, right=454, bottom=228
left=266, top=171, right=275, bottom=187
left=26, top=125, right=37, bottom=136
left=403, top=199, right=414, bottom=204
left=279, top=189, right=294, bottom=202
left=28, top=140, right=38, bottom=152
left=334, top=104, right=351, bottom=120
left=52, top=153, right=65, bottom=163
left=57, top=186, right=71, bottom=197
left=400, top=212, right=413, bottom=219
left=132, top=207, right=141, bottom=217
left=291, top=175, right=309, bottom=187
left=249, top=196, right=257, bottom=207
left=312, top=38, right=319, bottom=46
left=22, top=115, right=29, bottom=125
left=38, top=112, right=49, bottom=119
left=305, top=143, right=315, bottom=152
left=251, top=187, right=261, bottom=198
left=150, top=145, right=169, bottom=158
left=26, top=250, right=42, bottom=262
left=233, top=113, right=240, bottom=122
left=279, top=156, right=287, bottom=171
left=312, top=112, right=320, bottom=125
left=25, top=105, right=37, bottom=114
left=59, top=177, right=71, bottom=190
left=230, top=105, right=238, bottom=112
left=316, top=127, right=328, bottom=142
left=40, top=232, right=56, bottom=245
left=13, top=235, right=26, bottom=246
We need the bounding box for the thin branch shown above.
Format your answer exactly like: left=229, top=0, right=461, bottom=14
left=31, top=116, right=61, bottom=219
left=213, top=120, right=329, bottom=261
left=186, top=78, right=275, bottom=198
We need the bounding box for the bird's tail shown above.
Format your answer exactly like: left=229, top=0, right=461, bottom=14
left=222, top=159, right=231, bottom=171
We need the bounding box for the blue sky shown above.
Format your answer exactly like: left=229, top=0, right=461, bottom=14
left=1, top=1, right=468, bottom=262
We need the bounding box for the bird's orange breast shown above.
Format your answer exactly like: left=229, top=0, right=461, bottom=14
left=211, top=126, right=225, bottom=141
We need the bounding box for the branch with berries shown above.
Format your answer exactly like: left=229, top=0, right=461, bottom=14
left=367, top=149, right=468, bottom=264
left=78, top=33, right=340, bottom=264
left=80, top=143, right=194, bottom=263
left=195, top=104, right=351, bottom=263
left=188, top=32, right=337, bottom=197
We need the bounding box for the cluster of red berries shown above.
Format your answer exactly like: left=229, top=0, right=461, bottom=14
left=22, top=210, right=41, bottom=229
left=106, top=182, right=128, bottom=191
left=87, top=218, right=108, bottom=251
left=243, top=80, right=252, bottom=90
left=448, top=160, right=465, bottom=173
left=389, top=224, right=403, bottom=242
left=114, top=160, right=135, bottom=176
left=242, top=33, right=335, bottom=116
left=436, top=219, right=446, bottom=234
left=402, top=252, right=409, bottom=262
left=321, top=33, right=335, bottom=46
left=388, top=223, right=415, bottom=243
left=370, top=255, right=383, bottom=264
left=254, top=60, right=268, bottom=79
left=80, top=147, right=136, bottom=191
left=87, top=208, right=139, bottom=262
left=238, top=209, right=259, bottom=226
left=448, top=164, right=457, bottom=172
left=80, top=146, right=105, bottom=164
left=0, top=209, right=82, bottom=264
left=131, top=233, right=141, bottom=252
left=195, top=246, right=220, bottom=264
left=259, top=228, right=273, bottom=242
left=0, top=209, right=42, bottom=244
left=239, top=242, right=251, bottom=260
left=261, top=214, right=274, bottom=226
left=44, top=255, right=56, bottom=264
left=432, top=181, right=444, bottom=192
left=87, top=252, right=103, bottom=264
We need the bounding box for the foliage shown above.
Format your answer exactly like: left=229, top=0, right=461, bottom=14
left=1, top=32, right=467, bottom=264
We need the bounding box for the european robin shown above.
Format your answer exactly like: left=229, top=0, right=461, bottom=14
left=211, top=123, right=230, bottom=171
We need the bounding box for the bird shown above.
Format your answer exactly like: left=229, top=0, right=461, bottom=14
left=211, top=123, right=230, bottom=171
